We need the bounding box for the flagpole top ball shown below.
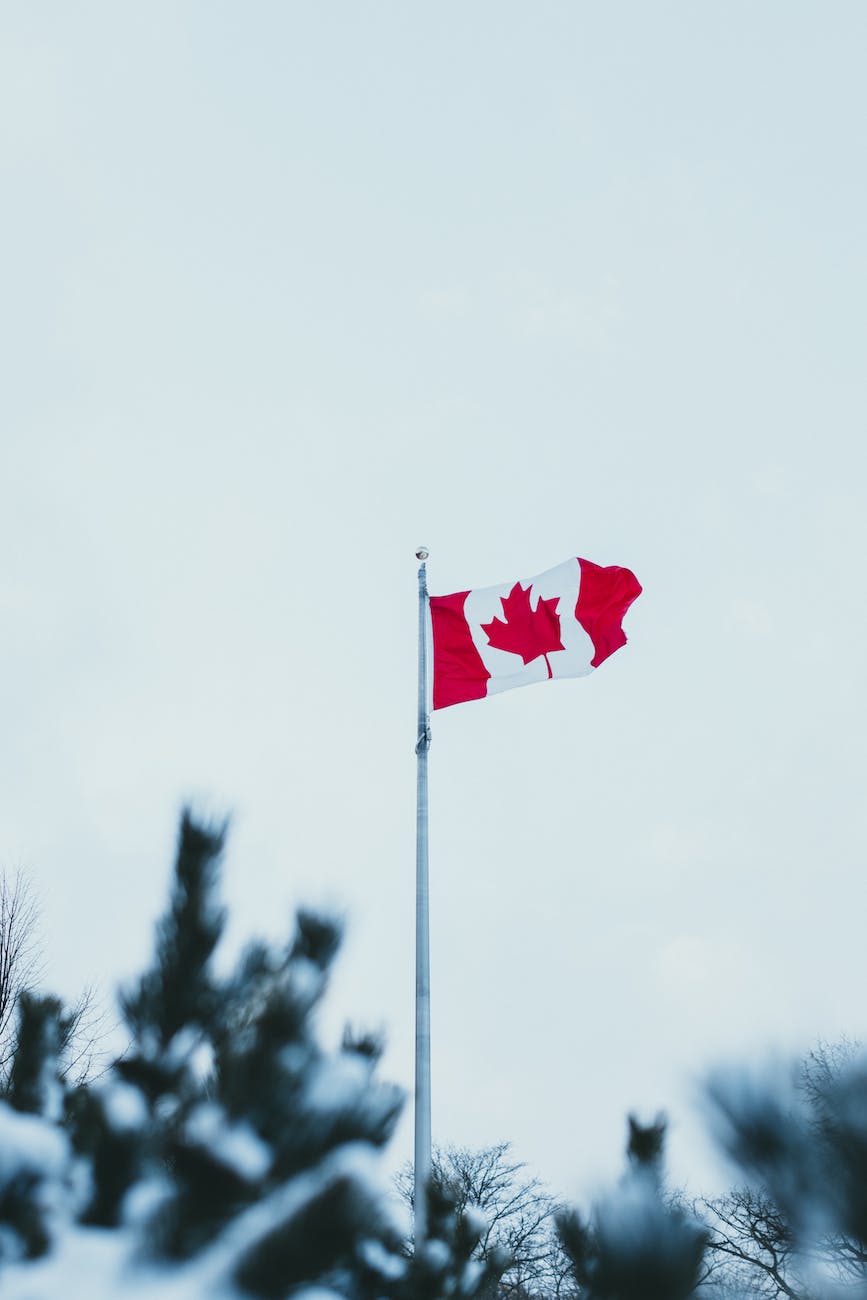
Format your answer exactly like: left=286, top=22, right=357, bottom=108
left=415, top=546, right=429, bottom=561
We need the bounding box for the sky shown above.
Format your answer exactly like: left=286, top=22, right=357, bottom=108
left=2, top=2, right=867, bottom=1203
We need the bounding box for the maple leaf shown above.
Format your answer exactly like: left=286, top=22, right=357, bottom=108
left=481, top=582, right=564, bottom=679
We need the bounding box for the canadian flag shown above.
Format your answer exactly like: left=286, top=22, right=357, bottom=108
left=428, top=556, right=641, bottom=711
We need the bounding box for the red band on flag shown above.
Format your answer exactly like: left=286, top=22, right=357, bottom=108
left=575, top=558, right=643, bottom=668
left=429, top=591, right=491, bottom=710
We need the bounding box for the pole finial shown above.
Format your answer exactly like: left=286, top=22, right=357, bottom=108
left=415, top=546, right=429, bottom=561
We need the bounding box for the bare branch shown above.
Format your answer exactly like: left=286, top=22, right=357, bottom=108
left=395, top=1141, right=572, bottom=1298
left=0, top=869, right=44, bottom=1081
left=0, top=870, right=114, bottom=1088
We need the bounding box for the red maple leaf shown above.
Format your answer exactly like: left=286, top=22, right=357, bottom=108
left=481, top=582, right=564, bottom=679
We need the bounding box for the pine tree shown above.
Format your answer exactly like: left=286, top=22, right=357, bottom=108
left=556, top=1115, right=708, bottom=1300
left=707, top=1051, right=867, bottom=1296
left=0, top=994, right=67, bottom=1261
left=392, top=1173, right=507, bottom=1300
left=0, top=810, right=430, bottom=1298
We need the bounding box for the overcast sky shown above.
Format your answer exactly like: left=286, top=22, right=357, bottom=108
left=2, top=2, right=867, bottom=1201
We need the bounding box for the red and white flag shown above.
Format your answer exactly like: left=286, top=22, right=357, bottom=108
left=428, top=556, right=641, bottom=711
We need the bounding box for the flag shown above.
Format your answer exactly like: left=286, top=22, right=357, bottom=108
left=428, top=556, right=641, bottom=711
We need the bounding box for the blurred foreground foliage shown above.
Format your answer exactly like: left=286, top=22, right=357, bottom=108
left=0, top=812, right=866, bottom=1299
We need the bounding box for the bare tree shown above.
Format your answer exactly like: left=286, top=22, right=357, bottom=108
left=59, top=983, right=112, bottom=1085
left=0, top=869, right=44, bottom=1081
left=397, top=1141, right=576, bottom=1300
left=0, top=867, right=111, bottom=1087
left=698, top=1187, right=807, bottom=1299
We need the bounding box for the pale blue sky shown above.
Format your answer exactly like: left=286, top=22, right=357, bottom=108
left=2, top=2, right=867, bottom=1197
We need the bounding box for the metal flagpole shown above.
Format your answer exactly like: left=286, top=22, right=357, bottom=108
left=414, top=545, right=432, bottom=1246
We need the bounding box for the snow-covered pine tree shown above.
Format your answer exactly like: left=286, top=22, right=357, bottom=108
left=556, top=1115, right=708, bottom=1300
left=394, top=1142, right=561, bottom=1300
left=386, top=1169, right=508, bottom=1300
left=707, top=1051, right=867, bottom=1296
left=6, top=993, right=64, bottom=1121
left=0, top=809, right=487, bottom=1299
left=112, top=809, right=406, bottom=1295
left=0, top=993, right=67, bottom=1262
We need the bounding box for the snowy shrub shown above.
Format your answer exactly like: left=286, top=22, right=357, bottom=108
left=0, top=812, right=421, bottom=1299
left=557, top=1116, right=707, bottom=1300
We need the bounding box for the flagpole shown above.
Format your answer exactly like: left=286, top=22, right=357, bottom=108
left=414, top=545, right=432, bottom=1246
